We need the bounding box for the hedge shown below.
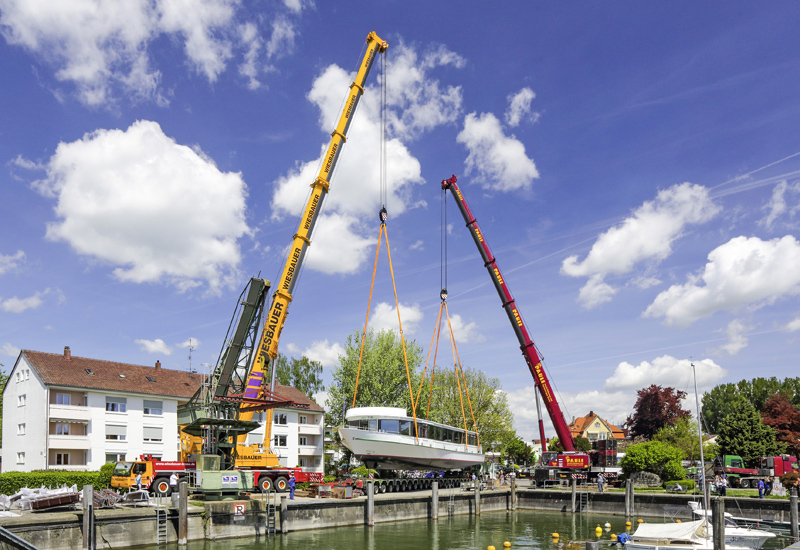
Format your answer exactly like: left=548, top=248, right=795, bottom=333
left=0, top=463, right=114, bottom=495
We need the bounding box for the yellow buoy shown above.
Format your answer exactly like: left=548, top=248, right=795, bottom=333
left=611, top=534, right=616, bottom=540
left=596, top=526, right=603, bottom=537
left=552, top=533, right=560, bottom=539
left=676, top=520, right=682, bottom=523
left=638, top=519, right=644, bottom=524
left=504, top=543, right=511, bottom=548
left=488, top=546, right=496, bottom=550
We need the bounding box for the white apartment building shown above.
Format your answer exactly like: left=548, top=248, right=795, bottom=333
left=2, top=347, right=325, bottom=473
left=243, top=383, right=325, bottom=474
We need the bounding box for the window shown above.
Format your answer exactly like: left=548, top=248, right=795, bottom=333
left=143, top=400, right=162, bottom=415
left=85, top=369, right=94, bottom=375
left=252, top=411, right=265, bottom=422
left=55, top=423, right=70, bottom=435
left=273, top=413, right=287, bottom=425
left=55, top=453, right=70, bottom=465
left=146, top=376, right=156, bottom=382
left=25, top=369, right=29, bottom=380
left=17, top=423, right=25, bottom=435
left=299, top=415, right=307, bottom=424
left=56, top=393, right=71, bottom=405
left=18, top=394, right=26, bottom=407
left=106, top=425, right=127, bottom=441
left=106, top=453, right=125, bottom=463
left=118, top=373, right=126, bottom=379
left=380, top=419, right=399, bottom=433
left=143, top=426, right=163, bottom=442
left=273, top=435, right=287, bottom=447
left=299, top=457, right=307, bottom=467
left=15, top=372, right=20, bottom=382
left=106, top=396, right=127, bottom=412
left=16, top=452, right=24, bottom=465
left=299, top=436, right=308, bottom=446
left=314, top=458, right=321, bottom=467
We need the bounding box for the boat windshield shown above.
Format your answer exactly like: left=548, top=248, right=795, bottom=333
left=112, top=462, right=133, bottom=477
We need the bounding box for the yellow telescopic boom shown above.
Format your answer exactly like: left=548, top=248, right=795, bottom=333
left=238, top=32, right=387, bottom=445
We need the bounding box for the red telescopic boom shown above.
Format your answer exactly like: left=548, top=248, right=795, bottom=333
left=441, top=175, right=576, bottom=452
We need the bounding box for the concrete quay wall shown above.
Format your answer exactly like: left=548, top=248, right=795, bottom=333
left=0, top=488, right=793, bottom=550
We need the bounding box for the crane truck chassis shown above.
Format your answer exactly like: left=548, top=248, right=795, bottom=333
left=110, top=455, right=323, bottom=495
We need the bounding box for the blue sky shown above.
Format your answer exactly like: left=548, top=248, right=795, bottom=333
left=2, top=2, right=800, bottom=441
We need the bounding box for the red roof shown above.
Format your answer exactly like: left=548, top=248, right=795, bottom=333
left=21, top=350, right=203, bottom=399
left=272, top=383, right=324, bottom=413
left=568, top=411, right=626, bottom=440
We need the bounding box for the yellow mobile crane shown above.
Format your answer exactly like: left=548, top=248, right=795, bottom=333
left=177, top=32, right=388, bottom=482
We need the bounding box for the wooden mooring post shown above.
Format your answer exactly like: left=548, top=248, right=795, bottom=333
left=431, top=481, right=438, bottom=520
left=82, top=484, right=94, bottom=550
left=572, top=479, right=577, bottom=513
left=366, top=481, right=375, bottom=526
left=712, top=497, right=724, bottom=550
left=510, top=476, right=517, bottom=511
left=178, top=481, right=188, bottom=546
left=474, top=479, right=480, bottom=515
left=625, top=479, right=634, bottom=518
left=790, top=487, right=799, bottom=541
left=280, top=496, right=288, bottom=534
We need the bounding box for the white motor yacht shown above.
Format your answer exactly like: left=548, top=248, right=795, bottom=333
left=338, top=406, right=485, bottom=470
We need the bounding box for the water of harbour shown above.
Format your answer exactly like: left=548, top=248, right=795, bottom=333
left=137, top=510, right=793, bottom=550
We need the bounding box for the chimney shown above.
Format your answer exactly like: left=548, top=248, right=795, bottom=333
left=64, top=346, right=71, bottom=361
left=155, top=360, right=161, bottom=372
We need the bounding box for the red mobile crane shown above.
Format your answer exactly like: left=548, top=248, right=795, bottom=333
left=441, top=175, right=591, bottom=473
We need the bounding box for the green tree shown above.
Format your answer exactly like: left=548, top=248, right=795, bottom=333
left=652, top=416, right=701, bottom=462
left=702, top=377, right=800, bottom=433
left=326, top=329, right=423, bottom=427
left=504, top=438, right=533, bottom=465
left=274, top=353, right=324, bottom=396
left=621, top=440, right=684, bottom=481
left=547, top=436, right=591, bottom=453
left=717, top=395, right=783, bottom=464
left=422, top=366, right=516, bottom=452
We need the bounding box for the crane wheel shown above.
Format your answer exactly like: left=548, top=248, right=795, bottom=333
left=154, top=478, right=171, bottom=496
left=259, top=477, right=273, bottom=493
left=738, top=479, right=749, bottom=489
left=274, top=476, right=289, bottom=492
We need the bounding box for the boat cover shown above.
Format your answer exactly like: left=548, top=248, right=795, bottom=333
left=632, top=519, right=710, bottom=543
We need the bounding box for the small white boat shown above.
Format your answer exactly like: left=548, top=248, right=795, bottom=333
left=691, top=507, right=776, bottom=549
left=624, top=519, right=750, bottom=550
left=338, top=407, right=484, bottom=470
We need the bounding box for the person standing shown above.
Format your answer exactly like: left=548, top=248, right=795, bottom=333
left=135, top=473, right=143, bottom=491
left=597, top=473, right=604, bottom=493
left=170, top=472, right=179, bottom=493
left=758, top=478, right=765, bottom=498
left=288, top=473, right=296, bottom=500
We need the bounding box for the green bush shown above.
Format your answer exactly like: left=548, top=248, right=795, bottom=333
left=351, top=466, right=378, bottom=478
left=0, top=469, right=111, bottom=495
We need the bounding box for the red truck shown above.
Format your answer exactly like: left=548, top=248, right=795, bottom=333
left=713, top=454, right=799, bottom=488
left=111, top=455, right=323, bottom=495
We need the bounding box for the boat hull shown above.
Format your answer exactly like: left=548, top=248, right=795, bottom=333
left=338, top=427, right=484, bottom=470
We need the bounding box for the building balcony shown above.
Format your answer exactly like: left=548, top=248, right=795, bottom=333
left=297, top=445, right=321, bottom=456
left=47, top=463, right=87, bottom=470
left=298, top=424, right=322, bottom=435
left=49, top=404, right=91, bottom=422
left=48, top=435, right=91, bottom=450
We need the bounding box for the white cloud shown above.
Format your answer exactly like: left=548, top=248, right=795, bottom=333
left=718, top=319, right=750, bottom=355
left=410, top=240, right=424, bottom=251
left=271, top=41, right=462, bottom=274
left=0, top=0, right=302, bottom=106
left=604, top=355, right=725, bottom=392
left=1, top=343, right=21, bottom=357
left=505, top=87, right=539, bottom=127
left=562, top=183, right=719, bottom=308
left=1, top=289, right=48, bottom=313
left=288, top=339, right=344, bottom=369
left=457, top=112, right=539, bottom=192
left=442, top=313, right=485, bottom=344
left=760, top=181, right=789, bottom=230
left=0, top=250, right=25, bottom=275
left=644, top=235, right=800, bottom=327
left=238, top=22, right=262, bottom=90
left=576, top=274, right=618, bottom=309
left=135, top=338, right=172, bottom=355
left=36, top=120, right=250, bottom=294
left=786, top=317, right=800, bottom=332
left=369, top=302, right=424, bottom=336
left=178, top=338, right=201, bottom=349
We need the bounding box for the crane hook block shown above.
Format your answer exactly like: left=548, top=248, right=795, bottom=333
left=379, top=207, right=388, bottom=224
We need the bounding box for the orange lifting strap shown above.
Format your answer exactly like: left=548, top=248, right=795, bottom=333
left=351, top=221, right=420, bottom=441
left=413, top=300, right=481, bottom=451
